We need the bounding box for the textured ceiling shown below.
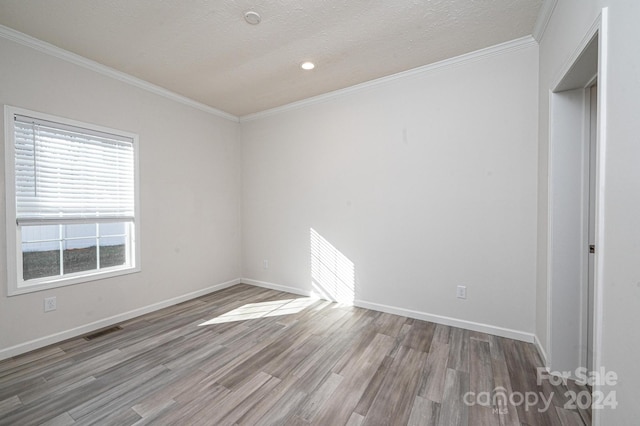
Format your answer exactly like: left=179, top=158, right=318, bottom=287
left=0, top=0, right=543, bottom=117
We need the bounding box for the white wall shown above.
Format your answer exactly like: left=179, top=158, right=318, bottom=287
left=537, top=0, right=640, bottom=423
left=0, top=37, right=242, bottom=355
left=241, top=42, right=539, bottom=338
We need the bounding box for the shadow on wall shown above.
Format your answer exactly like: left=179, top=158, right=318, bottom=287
left=310, top=228, right=355, bottom=305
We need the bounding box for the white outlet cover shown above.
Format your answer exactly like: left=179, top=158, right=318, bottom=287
left=44, top=296, right=57, bottom=312
left=456, top=286, right=467, bottom=299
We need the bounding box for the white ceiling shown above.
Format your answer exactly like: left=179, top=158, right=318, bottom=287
left=0, top=0, right=543, bottom=117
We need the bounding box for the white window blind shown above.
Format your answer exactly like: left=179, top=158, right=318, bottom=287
left=14, top=114, right=135, bottom=224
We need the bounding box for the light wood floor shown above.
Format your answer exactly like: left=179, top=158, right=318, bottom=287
left=0, top=284, right=590, bottom=425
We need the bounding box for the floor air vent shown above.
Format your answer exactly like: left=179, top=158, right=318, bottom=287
left=83, top=325, right=123, bottom=341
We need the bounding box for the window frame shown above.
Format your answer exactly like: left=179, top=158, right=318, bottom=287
left=4, top=105, right=141, bottom=296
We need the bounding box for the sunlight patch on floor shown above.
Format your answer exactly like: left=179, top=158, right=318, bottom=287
left=198, top=297, right=317, bottom=325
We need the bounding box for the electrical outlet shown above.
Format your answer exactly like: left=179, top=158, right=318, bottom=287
left=263, top=259, right=269, bottom=269
left=456, top=285, right=467, bottom=299
left=44, top=296, right=57, bottom=312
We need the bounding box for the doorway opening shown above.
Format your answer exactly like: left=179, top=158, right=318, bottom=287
left=548, top=33, right=600, bottom=375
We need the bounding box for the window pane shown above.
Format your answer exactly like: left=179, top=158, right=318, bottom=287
left=63, top=238, right=97, bottom=274
left=100, top=236, right=127, bottom=268
left=99, top=222, right=126, bottom=237
left=65, top=224, right=97, bottom=239
left=22, top=241, right=60, bottom=280
left=22, top=225, right=60, bottom=243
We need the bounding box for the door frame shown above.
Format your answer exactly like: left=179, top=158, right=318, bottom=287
left=546, top=7, right=608, bottom=390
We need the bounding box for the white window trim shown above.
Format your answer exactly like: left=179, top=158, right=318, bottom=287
left=4, top=105, right=141, bottom=296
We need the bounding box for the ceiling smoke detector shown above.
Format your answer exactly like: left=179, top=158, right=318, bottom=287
left=244, top=11, right=261, bottom=25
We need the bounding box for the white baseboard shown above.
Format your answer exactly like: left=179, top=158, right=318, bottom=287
left=241, top=278, right=534, bottom=343
left=355, top=299, right=535, bottom=343
left=3, top=277, right=538, bottom=361
left=534, top=334, right=550, bottom=367
left=241, top=278, right=312, bottom=297
left=0, top=278, right=241, bottom=361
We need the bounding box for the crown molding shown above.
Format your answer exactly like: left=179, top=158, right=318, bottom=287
left=0, top=21, right=541, bottom=124
left=0, top=24, right=239, bottom=122
left=532, top=0, right=558, bottom=42
left=240, top=35, right=537, bottom=122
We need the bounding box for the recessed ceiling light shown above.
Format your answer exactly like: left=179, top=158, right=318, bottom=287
left=301, top=62, right=315, bottom=70
left=244, top=11, right=261, bottom=25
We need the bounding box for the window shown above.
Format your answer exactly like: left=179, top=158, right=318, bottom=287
left=4, top=106, right=140, bottom=295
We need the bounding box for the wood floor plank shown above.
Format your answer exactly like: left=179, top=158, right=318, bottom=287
left=193, top=371, right=274, bottom=425
left=283, top=414, right=311, bottom=426
left=131, top=397, right=175, bottom=419
left=215, top=329, right=312, bottom=389
left=40, top=411, right=76, bottom=426
left=311, top=333, right=394, bottom=425
left=373, top=312, right=406, bottom=338
left=68, top=365, right=169, bottom=419
left=565, top=378, right=592, bottom=425
left=236, top=375, right=305, bottom=426
left=42, top=349, right=123, bottom=384
left=502, top=340, right=565, bottom=426
left=448, top=327, right=470, bottom=373
left=555, top=406, right=585, bottom=426
left=130, top=368, right=208, bottom=417
left=389, top=322, right=412, bottom=357
left=262, top=334, right=324, bottom=380
left=0, top=360, right=70, bottom=399
left=130, top=400, right=176, bottom=426
left=230, top=373, right=298, bottom=424
left=0, top=395, right=22, bottom=415
left=432, top=323, right=451, bottom=344
left=0, top=284, right=588, bottom=425
left=72, top=370, right=176, bottom=425
left=81, top=407, right=141, bottom=426
left=172, top=372, right=229, bottom=405
left=19, top=375, right=96, bottom=405
left=488, top=335, right=506, bottom=362
left=407, top=395, right=440, bottom=426
left=332, top=328, right=379, bottom=375
left=418, top=341, right=450, bottom=403
left=253, top=388, right=308, bottom=426
left=469, top=338, right=494, bottom=407
left=490, top=357, right=520, bottom=426
left=437, top=368, right=470, bottom=426
left=353, top=355, right=394, bottom=417
left=218, top=375, right=282, bottom=425
left=0, top=350, right=70, bottom=385
left=362, top=346, right=427, bottom=425
left=198, top=323, right=287, bottom=377
left=293, top=332, right=362, bottom=393
left=297, top=372, right=343, bottom=421
left=0, top=346, right=66, bottom=374
left=292, top=315, right=373, bottom=389
left=346, top=412, right=365, bottom=426
left=401, top=320, right=436, bottom=353
left=469, top=404, right=501, bottom=426
left=152, top=383, right=230, bottom=425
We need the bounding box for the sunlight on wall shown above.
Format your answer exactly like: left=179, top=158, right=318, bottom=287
left=198, top=298, right=316, bottom=325
left=310, top=228, right=355, bottom=304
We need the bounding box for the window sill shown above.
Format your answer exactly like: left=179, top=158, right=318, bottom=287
left=7, top=266, right=141, bottom=296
